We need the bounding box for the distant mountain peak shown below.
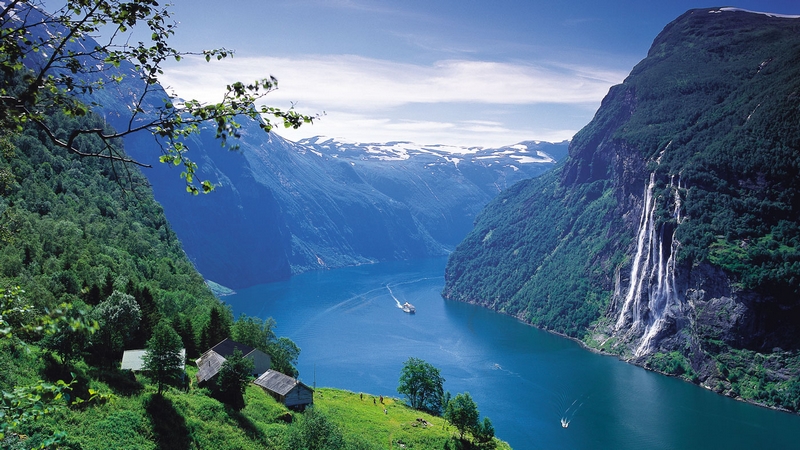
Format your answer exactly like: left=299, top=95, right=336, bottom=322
left=294, top=135, right=568, bottom=164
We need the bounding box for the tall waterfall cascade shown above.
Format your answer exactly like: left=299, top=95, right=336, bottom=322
left=614, top=173, right=684, bottom=357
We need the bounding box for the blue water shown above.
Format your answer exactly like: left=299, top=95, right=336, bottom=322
left=226, top=257, right=800, bottom=449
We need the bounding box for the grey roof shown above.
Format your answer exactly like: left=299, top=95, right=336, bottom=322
left=253, top=370, right=312, bottom=396
left=209, top=338, right=255, bottom=359
left=196, top=338, right=272, bottom=383
left=121, top=348, right=185, bottom=372
left=196, top=351, right=227, bottom=383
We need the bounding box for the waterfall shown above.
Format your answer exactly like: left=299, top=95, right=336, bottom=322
left=614, top=174, right=657, bottom=331
left=614, top=174, right=683, bottom=357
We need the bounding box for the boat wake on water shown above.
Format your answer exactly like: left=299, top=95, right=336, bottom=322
left=387, top=284, right=403, bottom=309
left=560, top=397, right=586, bottom=429
left=387, top=284, right=415, bottom=313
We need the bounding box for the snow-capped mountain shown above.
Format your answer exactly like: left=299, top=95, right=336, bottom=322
left=123, top=127, right=567, bottom=289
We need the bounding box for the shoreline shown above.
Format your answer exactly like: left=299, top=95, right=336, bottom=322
left=446, top=295, right=799, bottom=417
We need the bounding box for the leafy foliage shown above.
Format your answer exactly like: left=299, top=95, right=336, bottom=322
left=0, top=287, right=102, bottom=443
left=443, top=392, right=495, bottom=447
left=287, top=406, right=347, bottom=450
left=0, top=115, right=220, bottom=328
left=215, top=348, right=255, bottom=411
left=444, top=166, right=620, bottom=337
left=444, top=392, right=479, bottom=440
left=0, top=91, right=219, bottom=444
left=231, top=314, right=300, bottom=377
left=90, top=290, right=141, bottom=362
left=200, top=305, right=231, bottom=351
left=397, top=357, right=445, bottom=415
left=0, top=0, right=313, bottom=194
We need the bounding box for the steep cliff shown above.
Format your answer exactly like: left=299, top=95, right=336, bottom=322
left=444, top=7, right=800, bottom=411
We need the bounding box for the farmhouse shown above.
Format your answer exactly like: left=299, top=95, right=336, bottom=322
left=253, top=369, right=314, bottom=411
left=195, top=338, right=271, bottom=384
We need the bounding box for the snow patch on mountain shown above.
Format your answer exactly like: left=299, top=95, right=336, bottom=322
left=714, top=7, right=800, bottom=19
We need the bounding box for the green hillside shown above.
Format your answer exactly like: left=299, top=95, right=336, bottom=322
left=0, top=113, right=218, bottom=317
left=0, top=97, right=510, bottom=450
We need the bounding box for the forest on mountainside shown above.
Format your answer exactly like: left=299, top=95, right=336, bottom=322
left=0, top=108, right=364, bottom=450
left=444, top=8, right=800, bottom=412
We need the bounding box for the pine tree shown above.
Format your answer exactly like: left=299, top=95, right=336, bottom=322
left=201, top=306, right=230, bottom=350
left=143, top=321, right=184, bottom=395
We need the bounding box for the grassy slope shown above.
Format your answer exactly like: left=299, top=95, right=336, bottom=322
left=11, top=364, right=510, bottom=449
left=315, top=388, right=511, bottom=450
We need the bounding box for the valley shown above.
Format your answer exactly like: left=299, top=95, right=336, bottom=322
left=2, top=2, right=800, bottom=449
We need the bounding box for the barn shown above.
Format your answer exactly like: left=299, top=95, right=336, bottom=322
left=253, top=370, right=314, bottom=411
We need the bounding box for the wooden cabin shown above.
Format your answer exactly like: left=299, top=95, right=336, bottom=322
left=195, top=338, right=271, bottom=385
left=253, top=370, right=314, bottom=411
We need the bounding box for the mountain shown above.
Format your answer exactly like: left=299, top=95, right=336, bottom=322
left=6, top=3, right=567, bottom=291
left=120, top=126, right=567, bottom=289
left=443, top=7, right=800, bottom=411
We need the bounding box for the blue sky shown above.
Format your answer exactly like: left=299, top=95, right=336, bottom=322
left=158, top=1, right=800, bottom=147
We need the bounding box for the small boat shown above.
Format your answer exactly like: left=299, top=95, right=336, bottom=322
left=401, top=302, right=416, bottom=314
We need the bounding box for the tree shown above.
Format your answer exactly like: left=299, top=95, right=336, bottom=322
left=231, top=314, right=275, bottom=352
left=215, top=348, right=254, bottom=410
left=0, top=0, right=313, bottom=194
left=269, top=336, right=300, bottom=378
left=0, top=286, right=100, bottom=444
left=90, top=290, right=141, bottom=366
left=200, top=305, right=230, bottom=350
left=444, top=392, right=480, bottom=440
left=142, top=320, right=183, bottom=395
left=131, top=285, right=161, bottom=348
left=288, top=407, right=346, bottom=450
left=40, top=299, right=93, bottom=367
left=231, top=314, right=300, bottom=377
left=475, top=417, right=496, bottom=448
left=397, top=357, right=445, bottom=415
left=173, top=315, right=198, bottom=359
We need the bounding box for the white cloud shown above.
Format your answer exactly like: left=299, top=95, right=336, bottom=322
left=161, top=54, right=622, bottom=108
left=159, top=54, right=624, bottom=146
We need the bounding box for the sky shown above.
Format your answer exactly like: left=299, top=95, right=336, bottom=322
left=154, top=1, right=800, bottom=147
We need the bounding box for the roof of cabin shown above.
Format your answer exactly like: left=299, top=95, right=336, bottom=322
left=195, top=338, right=272, bottom=383
left=253, top=370, right=313, bottom=396
left=121, top=348, right=185, bottom=372
left=209, top=338, right=256, bottom=359
left=196, top=351, right=227, bottom=383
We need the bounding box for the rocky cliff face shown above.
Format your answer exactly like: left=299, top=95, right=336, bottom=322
left=444, top=7, right=800, bottom=410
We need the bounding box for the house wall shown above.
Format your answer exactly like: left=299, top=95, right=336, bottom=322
left=284, top=385, right=314, bottom=409
left=249, top=351, right=272, bottom=376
